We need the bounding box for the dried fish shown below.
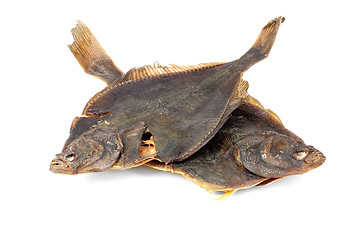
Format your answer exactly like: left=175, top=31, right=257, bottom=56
left=50, top=17, right=284, bottom=174
left=147, top=96, right=325, bottom=197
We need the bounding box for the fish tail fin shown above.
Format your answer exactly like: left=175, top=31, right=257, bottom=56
left=68, top=21, right=124, bottom=85
left=251, top=16, right=285, bottom=57
left=233, top=16, right=285, bottom=72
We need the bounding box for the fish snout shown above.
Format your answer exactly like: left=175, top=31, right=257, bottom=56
left=305, top=148, right=326, bottom=165
left=50, top=158, right=76, bottom=175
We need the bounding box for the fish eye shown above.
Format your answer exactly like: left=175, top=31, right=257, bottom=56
left=293, top=149, right=308, bottom=160
left=65, top=154, right=76, bottom=162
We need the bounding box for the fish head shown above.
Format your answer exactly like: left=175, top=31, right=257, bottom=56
left=238, top=132, right=325, bottom=178
left=50, top=128, right=122, bottom=174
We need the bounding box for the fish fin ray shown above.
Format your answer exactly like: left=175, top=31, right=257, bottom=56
left=68, top=20, right=124, bottom=84
left=232, top=16, right=284, bottom=73
left=118, top=62, right=226, bottom=83
left=252, top=16, right=285, bottom=55
left=214, top=190, right=236, bottom=201
left=245, top=95, right=283, bottom=125
left=265, top=109, right=283, bottom=125
left=215, top=132, right=233, bottom=154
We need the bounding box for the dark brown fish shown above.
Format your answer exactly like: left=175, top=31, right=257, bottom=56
left=50, top=17, right=285, bottom=174
left=146, top=96, right=325, bottom=198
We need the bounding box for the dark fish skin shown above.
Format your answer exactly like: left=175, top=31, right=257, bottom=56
left=51, top=17, right=285, bottom=174
left=52, top=128, right=122, bottom=174
left=148, top=136, right=267, bottom=192
left=236, top=131, right=324, bottom=178
left=147, top=98, right=326, bottom=193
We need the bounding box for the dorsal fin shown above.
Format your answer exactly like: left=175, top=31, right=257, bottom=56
left=118, top=62, right=226, bottom=84
left=245, top=95, right=283, bottom=125
left=264, top=108, right=283, bottom=125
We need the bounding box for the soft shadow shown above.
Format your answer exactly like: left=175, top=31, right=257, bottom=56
left=86, top=165, right=163, bottom=182
left=86, top=165, right=303, bottom=197
left=212, top=175, right=301, bottom=199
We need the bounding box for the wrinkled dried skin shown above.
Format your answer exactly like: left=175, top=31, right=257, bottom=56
left=146, top=97, right=326, bottom=193
left=51, top=17, right=285, bottom=174
left=51, top=128, right=122, bottom=174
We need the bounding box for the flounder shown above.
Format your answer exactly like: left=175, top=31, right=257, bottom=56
left=146, top=96, right=325, bottom=198
left=50, top=17, right=285, bottom=174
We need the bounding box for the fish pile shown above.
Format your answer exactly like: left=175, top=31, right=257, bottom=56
left=50, top=17, right=325, bottom=198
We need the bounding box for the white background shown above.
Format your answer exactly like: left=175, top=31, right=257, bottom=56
left=1, top=0, right=358, bottom=239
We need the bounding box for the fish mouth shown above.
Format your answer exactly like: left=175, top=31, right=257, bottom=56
left=304, top=149, right=326, bottom=167
left=50, top=159, right=77, bottom=175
